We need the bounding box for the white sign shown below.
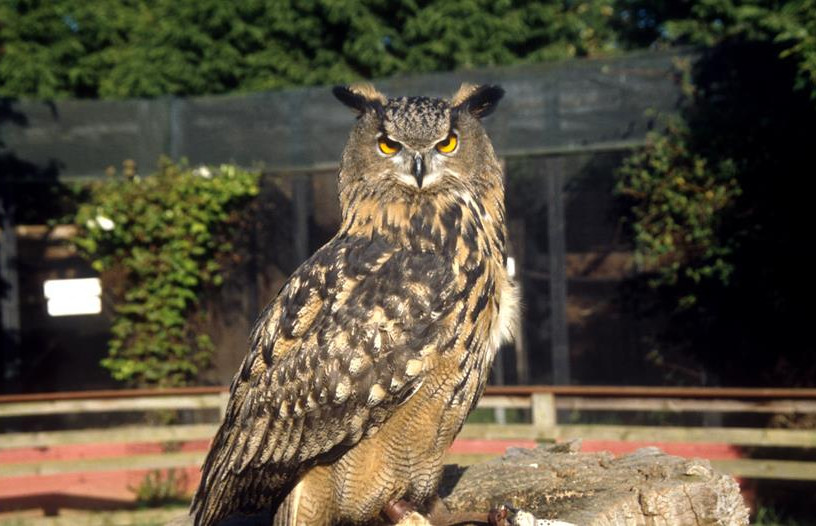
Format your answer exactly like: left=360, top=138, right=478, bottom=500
left=43, top=278, right=102, bottom=316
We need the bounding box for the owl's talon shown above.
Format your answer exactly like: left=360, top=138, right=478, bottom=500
left=488, top=504, right=510, bottom=526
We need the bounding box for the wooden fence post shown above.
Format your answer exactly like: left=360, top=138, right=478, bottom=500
left=531, top=392, right=556, bottom=440
left=545, top=157, right=570, bottom=386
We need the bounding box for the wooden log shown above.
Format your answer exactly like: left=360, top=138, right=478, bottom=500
left=162, top=443, right=748, bottom=525
left=439, top=441, right=749, bottom=525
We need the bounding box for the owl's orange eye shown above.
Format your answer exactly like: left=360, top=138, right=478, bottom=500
left=377, top=136, right=402, bottom=156
left=435, top=133, right=458, bottom=154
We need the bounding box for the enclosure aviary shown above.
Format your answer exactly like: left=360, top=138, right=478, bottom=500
left=191, top=83, right=518, bottom=525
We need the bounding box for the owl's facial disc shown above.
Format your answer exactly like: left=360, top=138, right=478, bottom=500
left=379, top=132, right=460, bottom=190
left=392, top=148, right=451, bottom=190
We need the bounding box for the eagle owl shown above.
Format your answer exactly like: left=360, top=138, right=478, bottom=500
left=191, top=83, right=518, bottom=526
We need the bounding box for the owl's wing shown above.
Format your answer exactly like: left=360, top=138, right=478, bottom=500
left=191, top=233, right=461, bottom=526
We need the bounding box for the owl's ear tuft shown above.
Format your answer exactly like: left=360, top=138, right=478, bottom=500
left=452, top=84, right=504, bottom=119
left=333, top=83, right=386, bottom=116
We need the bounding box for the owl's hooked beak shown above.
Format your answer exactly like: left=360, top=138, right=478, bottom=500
left=412, top=154, right=425, bottom=188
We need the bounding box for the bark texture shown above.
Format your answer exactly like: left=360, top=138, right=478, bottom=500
left=438, top=441, right=748, bottom=526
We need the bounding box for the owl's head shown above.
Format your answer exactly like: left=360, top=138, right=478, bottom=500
left=333, top=83, right=504, bottom=211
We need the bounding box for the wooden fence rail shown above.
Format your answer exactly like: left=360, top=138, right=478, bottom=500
left=1, top=386, right=815, bottom=482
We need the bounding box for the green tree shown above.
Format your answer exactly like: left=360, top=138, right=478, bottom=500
left=1, top=0, right=622, bottom=99
left=613, top=0, right=816, bottom=99
left=617, top=114, right=741, bottom=304
left=615, top=1, right=816, bottom=386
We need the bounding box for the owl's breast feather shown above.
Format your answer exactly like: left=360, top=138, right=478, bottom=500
left=490, top=275, right=520, bottom=351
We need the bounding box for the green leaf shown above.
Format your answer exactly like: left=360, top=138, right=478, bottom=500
left=72, top=159, right=259, bottom=387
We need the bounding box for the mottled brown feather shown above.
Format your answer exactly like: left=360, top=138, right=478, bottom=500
left=191, top=84, right=516, bottom=526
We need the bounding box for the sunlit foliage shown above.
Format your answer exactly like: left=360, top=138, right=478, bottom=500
left=0, top=0, right=622, bottom=99
left=73, top=160, right=259, bottom=386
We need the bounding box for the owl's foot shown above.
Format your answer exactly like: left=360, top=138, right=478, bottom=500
left=488, top=506, right=510, bottom=526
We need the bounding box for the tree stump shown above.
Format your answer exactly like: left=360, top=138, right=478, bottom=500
left=438, top=441, right=749, bottom=525
left=171, top=441, right=748, bottom=525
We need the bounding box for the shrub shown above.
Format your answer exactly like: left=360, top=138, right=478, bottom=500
left=74, top=159, right=259, bottom=387
left=616, top=115, right=740, bottom=308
